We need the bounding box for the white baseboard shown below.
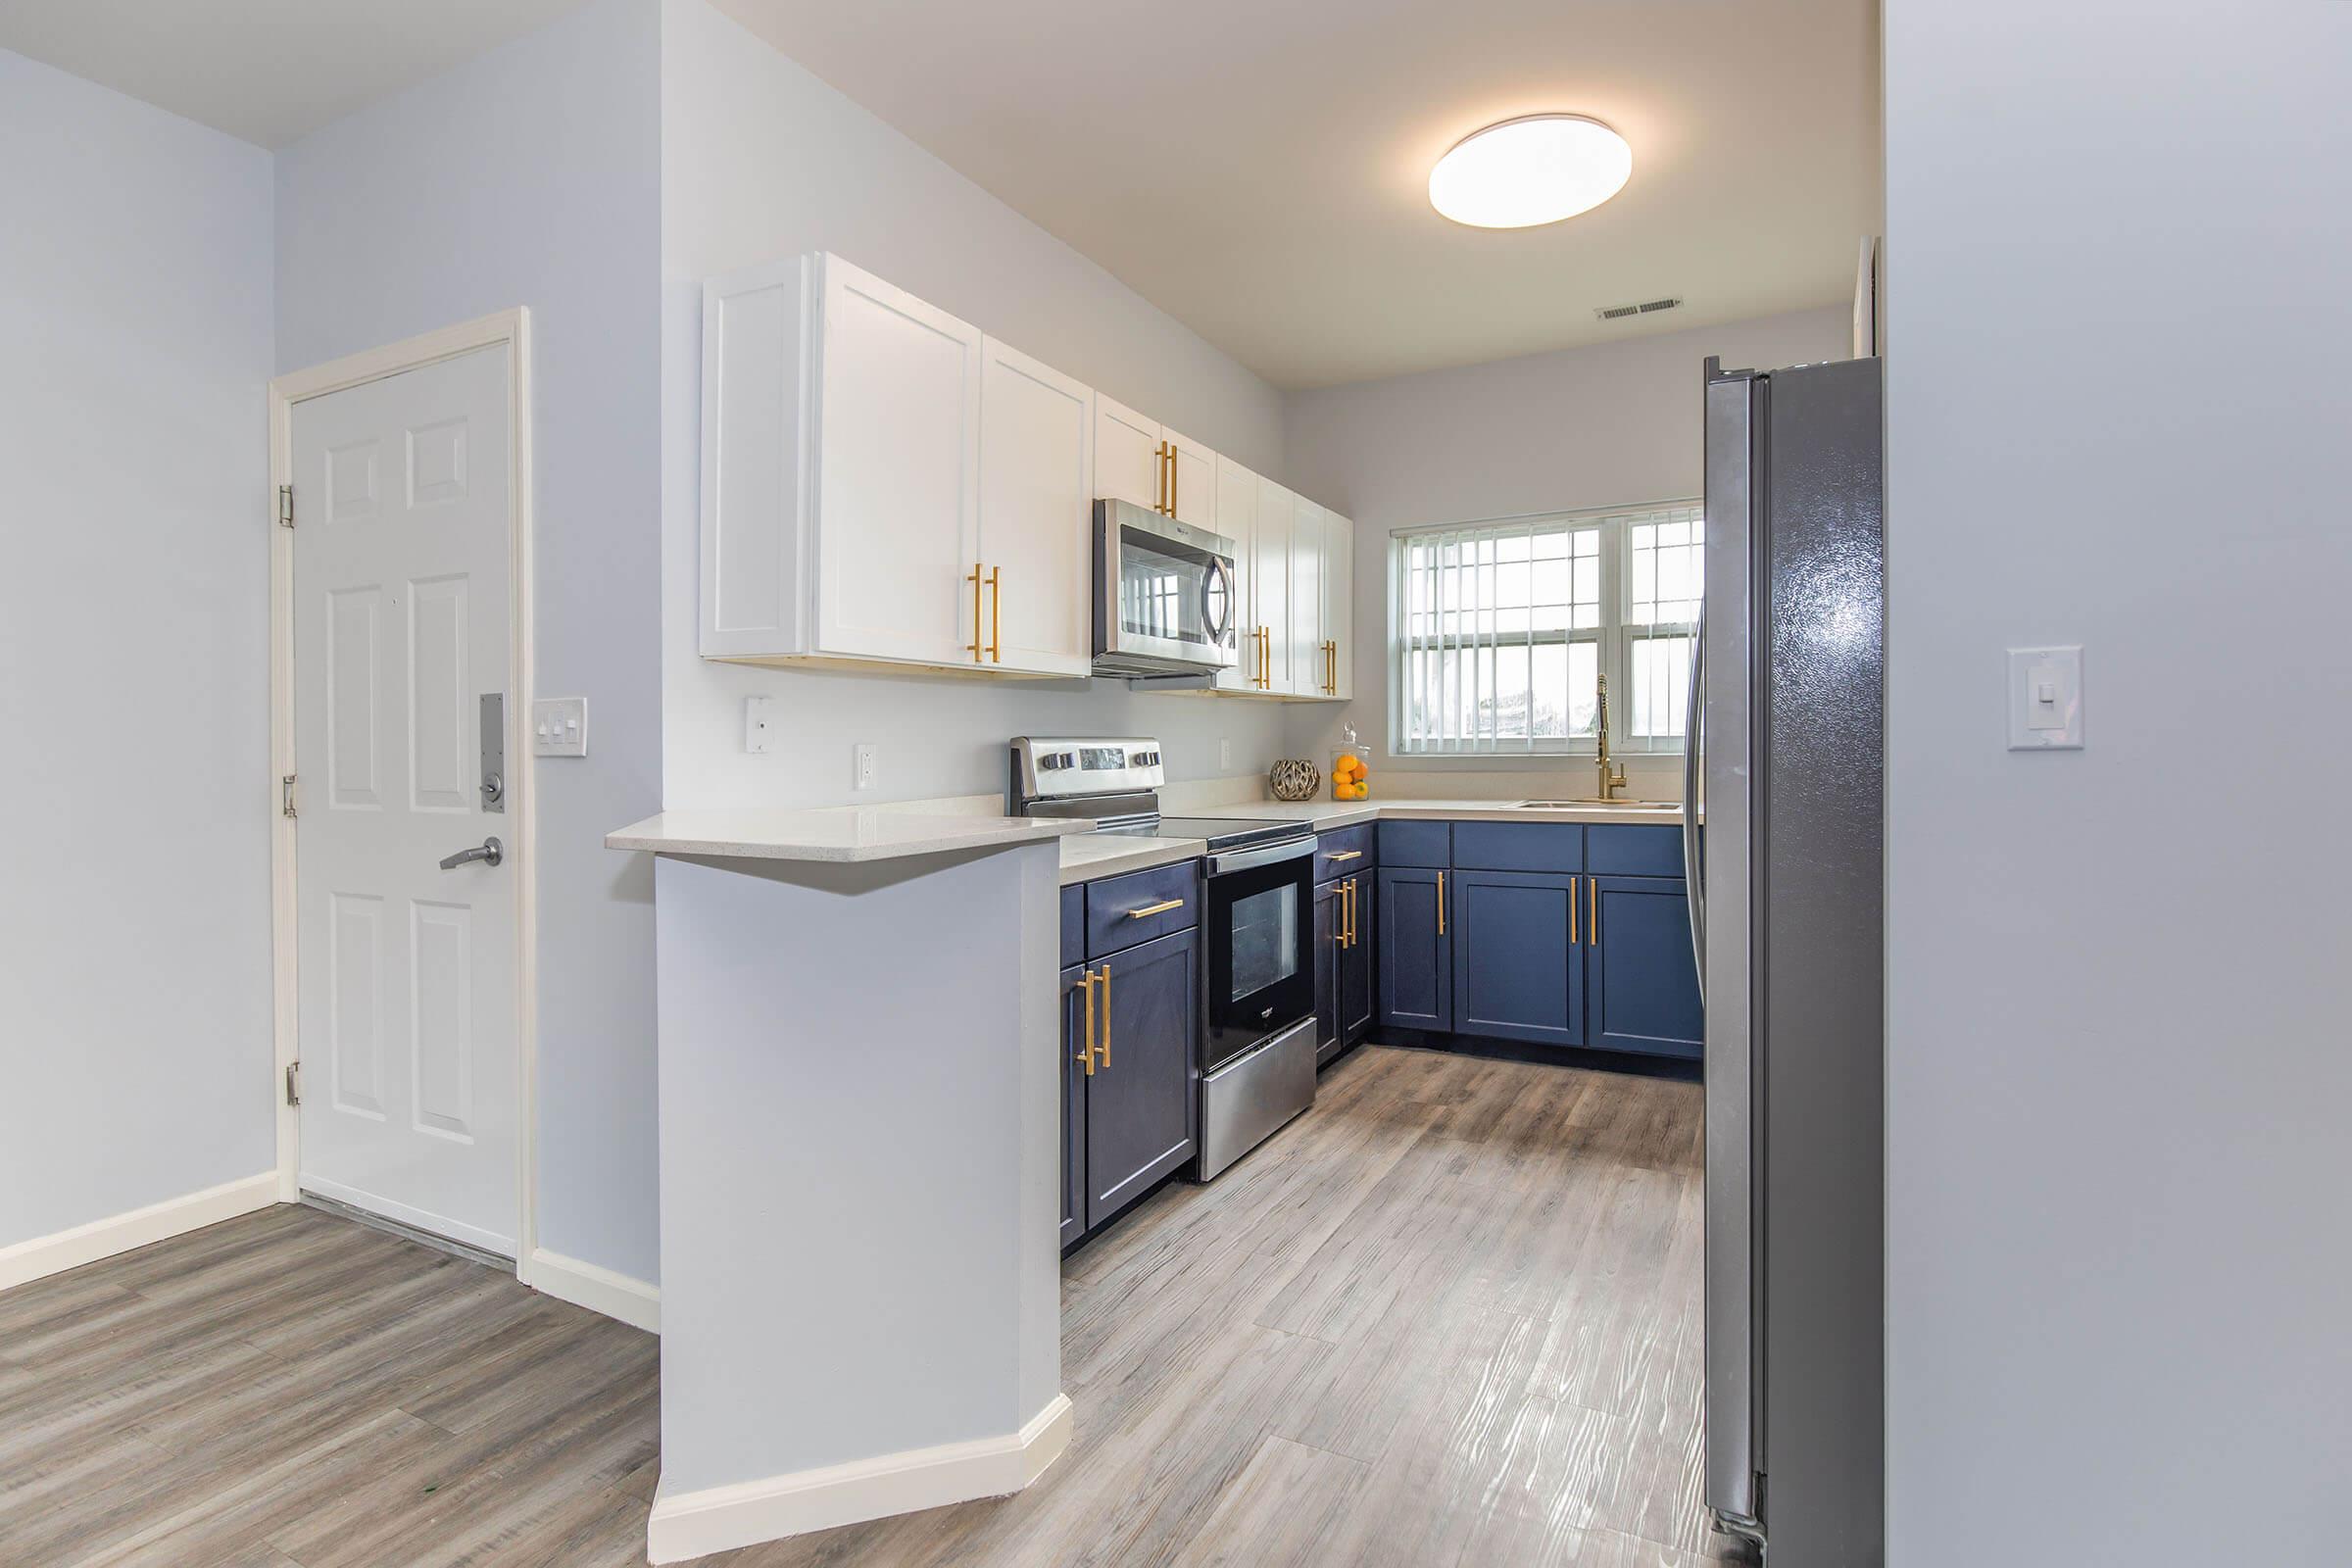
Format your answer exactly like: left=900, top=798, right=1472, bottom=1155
left=526, top=1246, right=662, bottom=1334
left=646, top=1392, right=1073, bottom=1564
left=0, top=1171, right=279, bottom=1294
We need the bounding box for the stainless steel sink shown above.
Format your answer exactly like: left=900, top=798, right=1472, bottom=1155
left=1512, top=799, right=1678, bottom=810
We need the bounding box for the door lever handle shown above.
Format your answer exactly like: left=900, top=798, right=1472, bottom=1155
left=439, top=837, right=504, bottom=869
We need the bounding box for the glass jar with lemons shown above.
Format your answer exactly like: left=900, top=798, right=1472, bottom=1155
left=1329, top=724, right=1371, bottom=802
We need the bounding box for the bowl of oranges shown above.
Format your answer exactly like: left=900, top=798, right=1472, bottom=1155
left=1329, top=749, right=1371, bottom=801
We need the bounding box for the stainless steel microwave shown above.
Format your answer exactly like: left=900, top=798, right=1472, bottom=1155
left=1093, top=499, right=1239, bottom=678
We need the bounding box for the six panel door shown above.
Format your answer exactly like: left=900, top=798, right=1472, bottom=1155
left=1588, top=875, right=1704, bottom=1058
left=1085, top=926, right=1200, bottom=1229
left=291, top=343, right=517, bottom=1256
left=1376, top=865, right=1450, bottom=1030
left=1449, top=870, right=1587, bottom=1049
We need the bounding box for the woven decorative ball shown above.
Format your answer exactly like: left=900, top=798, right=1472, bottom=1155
left=1268, top=758, right=1322, bottom=802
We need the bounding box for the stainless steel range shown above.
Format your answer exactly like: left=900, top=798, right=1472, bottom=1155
left=1011, top=737, right=1317, bottom=1179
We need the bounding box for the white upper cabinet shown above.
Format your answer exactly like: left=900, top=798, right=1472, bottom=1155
left=1323, top=509, right=1354, bottom=701
left=1290, top=494, right=1326, bottom=698
left=1251, top=472, right=1296, bottom=695
left=1213, top=455, right=1258, bottom=694
left=1094, top=393, right=1162, bottom=515
left=978, top=337, right=1094, bottom=676
left=812, top=257, right=984, bottom=667
left=1162, top=426, right=1218, bottom=530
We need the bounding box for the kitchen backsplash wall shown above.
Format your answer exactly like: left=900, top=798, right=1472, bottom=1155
left=659, top=0, right=1291, bottom=811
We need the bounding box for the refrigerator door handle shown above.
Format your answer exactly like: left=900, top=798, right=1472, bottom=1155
left=1684, top=602, right=1706, bottom=1001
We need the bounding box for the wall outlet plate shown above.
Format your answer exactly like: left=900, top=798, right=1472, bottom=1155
left=531, top=697, right=588, bottom=758
left=745, top=695, right=775, bottom=755
left=853, top=743, right=877, bottom=791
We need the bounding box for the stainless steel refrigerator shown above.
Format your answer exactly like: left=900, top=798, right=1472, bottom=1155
left=1688, top=355, right=1885, bottom=1563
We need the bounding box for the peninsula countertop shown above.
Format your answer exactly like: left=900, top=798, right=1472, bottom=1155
left=606, top=807, right=1082, bottom=863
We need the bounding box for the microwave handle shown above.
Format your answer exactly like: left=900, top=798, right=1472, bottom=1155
left=1202, top=555, right=1235, bottom=642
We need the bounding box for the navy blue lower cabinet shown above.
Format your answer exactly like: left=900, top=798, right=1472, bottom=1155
left=1376, top=865, right=1451, bottom=1030
left=1059, top=963, right=1089, bottom=1249
left=1339, top=875, right=1374, bottom=1047
left=1587, top=874, right=1703, bottom=1059
left=1312, top=880, right=1342, bottom=1051
left=1448, top=869, right=1587, bottom=1048
left=1084, top=926, right=1199, bottom=1231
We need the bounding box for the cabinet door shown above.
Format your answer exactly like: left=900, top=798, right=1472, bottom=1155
left=1163, top=425, right=1218, bottom=528
left=1213, top=455, right=1259, bottom=693
left=978, top=336, right=1093, bottom=675
left=1588, top=875, right=1703, bottom=1059
left=1324, top=510, right=1354, bottom=701
left=1451, top=870, right=1586, bottom=1048
left=700, top=257, right=811, bottom=661
left=1086, top=927, right=1199, bottom=1229
left=1312, top=879, right=1341, bottom=1052
left=1060, top=963, right=1090, bottom=1249
left=1252, top=473, right=1295, bottom=693
left=1095, top=393, right=1162, bottom=514
left=1340, top=875, right=1375, bottom=1045
left=1291, top=495, right=1326, bottom=697
left=813, top=256, right=981, bottom=666
left=1376, top=866, right=1450, bottom=1030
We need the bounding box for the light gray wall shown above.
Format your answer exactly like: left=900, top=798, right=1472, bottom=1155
left=659, top=0, right=1293, bottom=812
left=274, top=0, right=664, bottom=1284
left=1884, top=3, right=2351, bottom=1561
left=0, top=52, right=276, bottom=1250
left=1281, top=307, right=1848, bottom=792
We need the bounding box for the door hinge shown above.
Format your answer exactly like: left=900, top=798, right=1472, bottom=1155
left=285, top=1060, right=302, bottom=1106
left=282, top=773, right=298, bottom=818
left=277, top=484, right=295, bottom=528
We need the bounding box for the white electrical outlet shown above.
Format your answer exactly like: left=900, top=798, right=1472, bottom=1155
left=1219, top=738, right=1232, bottom=769
left=531, top=697, right=588, bottom=758
left=854, top=743, right=877, bottom=791
left=744, top=696, right=775, bottom=754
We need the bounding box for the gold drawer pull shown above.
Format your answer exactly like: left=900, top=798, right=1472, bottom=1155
left=1077, top=972, right=1097, bottom=1076
left=1124, top=898, right=1185, bottom=919
left=1325, top=849, right=1363, bottom=862
left=1096, top=964, right=1111, bottom=1067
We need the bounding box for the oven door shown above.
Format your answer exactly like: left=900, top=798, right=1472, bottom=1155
left=1095, top=499, right=1238, bottom=675
left=1202, top=840, right=1315, bottom=1071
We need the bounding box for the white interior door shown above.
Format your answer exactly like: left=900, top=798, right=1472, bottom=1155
left=293, top=344, right=516, bottom=1256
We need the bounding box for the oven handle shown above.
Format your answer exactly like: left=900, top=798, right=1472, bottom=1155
left=1206, top=837, right=1314, bottom=876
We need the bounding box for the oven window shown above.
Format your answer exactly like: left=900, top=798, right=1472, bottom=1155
left=1229, top=883, right=1299, bottom=1002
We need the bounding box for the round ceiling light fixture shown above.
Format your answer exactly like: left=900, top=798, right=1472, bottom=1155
left=1428, top=114, right=1633, bottom=228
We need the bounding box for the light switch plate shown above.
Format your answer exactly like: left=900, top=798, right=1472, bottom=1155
left=2007, top=646, right=2082, bottom=750
left=532, top=697, right=588, bottom=758
left=745, top=696, right=775, bottom=755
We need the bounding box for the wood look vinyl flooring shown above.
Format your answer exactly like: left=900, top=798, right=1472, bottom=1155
left=0, top=1046, right=1745, bottom=1567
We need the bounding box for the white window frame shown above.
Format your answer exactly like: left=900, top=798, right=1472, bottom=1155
left=1386, top=499, right=1702, bottom=760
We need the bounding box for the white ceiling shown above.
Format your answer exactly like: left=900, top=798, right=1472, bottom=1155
left=711, top=0, right=1882, bottom=389
left=2, top=0, right=1881, bottom=390
left=0, top=0, right=583, bottom=150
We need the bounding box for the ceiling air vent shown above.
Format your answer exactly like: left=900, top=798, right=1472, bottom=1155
left=1594, top=296, right=1684, bottom=321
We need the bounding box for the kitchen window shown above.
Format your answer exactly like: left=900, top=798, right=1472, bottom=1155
left=1391, top=502, right=1702, bottom=756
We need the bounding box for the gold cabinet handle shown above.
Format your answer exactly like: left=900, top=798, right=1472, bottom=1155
left=987, top=565, right=1002, bottom=662
left=1156, top=442, right=1171, bottom=514
left=1346, top=877, right=1358, bottom=948
left=1095, top=963, right=1111, bottom=1067
left=966, top=563, right=984, bottom=662
left=1168, top=441, right=1179, bottom=517
left=1570, top=875, right=1579, bottom=944
left=1077, top=971, right=1097, bottom=1076
left=1260, top=625, right=1271, bottom=689
left=1437, top=872, right=1446, bottom=936
left=1326, top=849, right=1363, bottom=863
left=1124, top=898, right=1184, bottom=919
left=1590, top=878, right=1598, bottom=945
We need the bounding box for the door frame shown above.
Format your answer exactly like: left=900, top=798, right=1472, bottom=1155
left=268, top=309, right=537, bottom=1276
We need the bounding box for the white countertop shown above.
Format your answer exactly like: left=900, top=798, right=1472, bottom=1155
left=1054, top=833, right=1207, bottom=886
left=606, top=807, right=1081, bottom=863
left=1178, top=798, right=1687, bottom=830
